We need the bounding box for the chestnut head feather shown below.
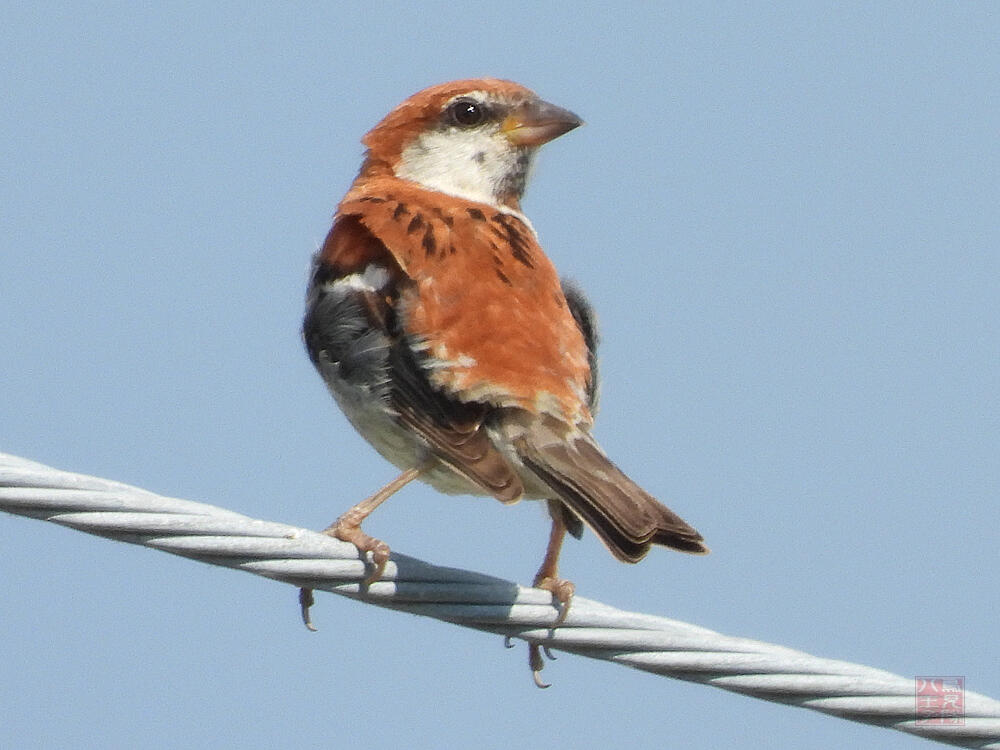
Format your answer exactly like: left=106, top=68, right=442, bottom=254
left=356, top=78, right=582, bottom=210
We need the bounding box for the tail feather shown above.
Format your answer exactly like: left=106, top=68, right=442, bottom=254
left=515, top=432, right=708, bottom=562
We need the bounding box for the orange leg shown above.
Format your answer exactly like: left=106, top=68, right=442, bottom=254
left=528, top=500, right=576, bottom=688
left=300, top=467, right=422, bottom=631
left=532, top=499, right=576, bottom=624
left=324, top=466, right=423, bottom=584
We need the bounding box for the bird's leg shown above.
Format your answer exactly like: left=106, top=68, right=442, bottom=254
left=299, top=466, right=423, bottom=631
left=533, top=499, right=575, bottom=625
left=526, top=500, right=576, bottom=687
left=325, top=466, right=423, bottom=583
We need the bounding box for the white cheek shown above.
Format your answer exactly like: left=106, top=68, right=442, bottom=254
left=395, top=128, right=513, bottom=206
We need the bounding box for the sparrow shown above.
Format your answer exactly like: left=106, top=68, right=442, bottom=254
left=302, top=78, right=708, bottom=683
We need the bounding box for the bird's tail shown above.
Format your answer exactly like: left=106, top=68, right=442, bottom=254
left=515, top=428, right=707, bottom=562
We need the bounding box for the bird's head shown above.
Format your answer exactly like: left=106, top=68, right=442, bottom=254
left=357, top=78, right=582, bottom=210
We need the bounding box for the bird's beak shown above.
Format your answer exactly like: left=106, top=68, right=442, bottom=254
left=501, top=99, right=583, bottom=147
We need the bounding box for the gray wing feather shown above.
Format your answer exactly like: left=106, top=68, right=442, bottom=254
left=561, top=279, right=600, bottom=416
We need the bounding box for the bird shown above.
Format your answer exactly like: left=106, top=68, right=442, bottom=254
left=301, top=78, right=708, bottom=683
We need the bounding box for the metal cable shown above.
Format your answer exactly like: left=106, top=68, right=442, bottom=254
left=2, top=451, right=998, bottom=748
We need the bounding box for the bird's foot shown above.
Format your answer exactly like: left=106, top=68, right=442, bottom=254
left=298, top=517, right=390, bottom=632
left=297, top=468, right=420, bottom=631
left=323, top=510, right=391, bottom=586
left=533, top=574, right=575, bottom=626
left=524, top=573, right=573, bottom=687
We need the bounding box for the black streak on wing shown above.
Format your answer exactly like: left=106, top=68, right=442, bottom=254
left=407, top=213, right=425, bottom=234
left=422, top=225, right=436, bottom=256
left=492, top=213, right=535, bottom=269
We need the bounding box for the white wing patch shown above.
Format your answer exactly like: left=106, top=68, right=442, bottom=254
left=326, top=264, right=391, bottom=293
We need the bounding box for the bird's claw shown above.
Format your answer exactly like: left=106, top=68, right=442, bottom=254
left=299, top=521, right=390, bottom=630
left=361, top=539, right=391, bottom=586
left=324, top=518, right=391, bottom=588
left=533, top=575, right=575, bottom=625
left=529, top=644, right=551, bottom=689
left=519, top=574, right=573, bottom=686
left=504, top=637, right=558, bottom=685
left=299, top=587, right=318, bottom=632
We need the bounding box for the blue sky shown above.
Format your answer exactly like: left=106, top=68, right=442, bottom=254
left=2, top=4, right=997, bottom=749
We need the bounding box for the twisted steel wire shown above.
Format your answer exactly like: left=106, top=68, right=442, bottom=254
left=2, top=451, right=998, bottom=748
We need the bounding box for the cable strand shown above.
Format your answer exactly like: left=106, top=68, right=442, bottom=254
left=2, top=452, right=998, bottom=748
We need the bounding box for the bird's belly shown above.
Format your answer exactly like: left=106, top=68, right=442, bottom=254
left=323, top=373, right=495, bottom=497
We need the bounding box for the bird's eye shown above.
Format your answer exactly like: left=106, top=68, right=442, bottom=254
left=447, top=99, right=486, bottom=127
